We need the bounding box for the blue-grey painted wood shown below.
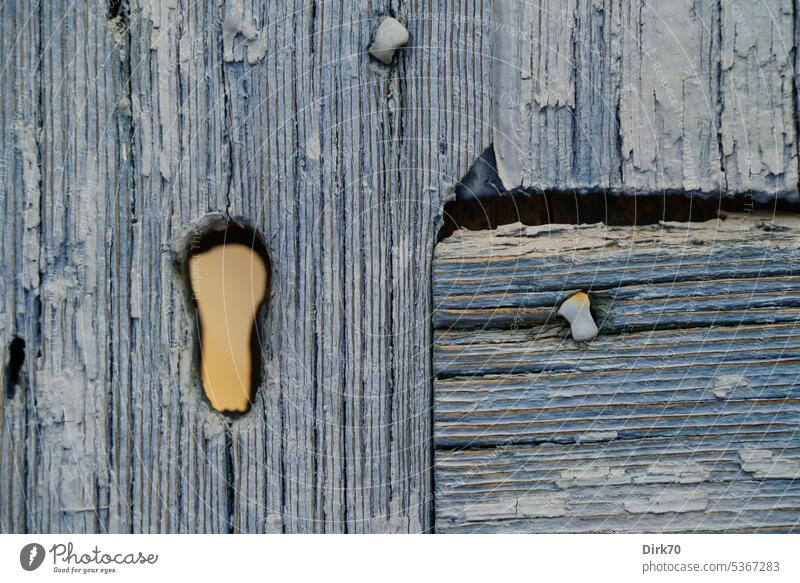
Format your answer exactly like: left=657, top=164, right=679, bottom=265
left=2, top=1, right=800, bottom=536
left=436, top=434, right=800, bottom=533
left=0, top=0, right=495, bottom=534
left=0, top=0, right=128, bottom=534
left=433, top=215, right=800, bottom=532
left=435, top=323, right=800, bottom=447
left=492, top=0, right=799, bottom=199
left=434, top=217, right=800, bottom=330
left=0, top=0, right=40, bottom=534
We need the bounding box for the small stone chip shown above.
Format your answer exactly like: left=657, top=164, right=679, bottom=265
left=369, top=17, right=409, bottom=64
left=557, top=292, right=598, bottom=342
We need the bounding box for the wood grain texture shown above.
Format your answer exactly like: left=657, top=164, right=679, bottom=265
left=433, top=214, right=800, bottom=532
left=0, top=0, right=128, bottom=534
left=434, top=215, right=800, bottom=330
left=0, top=0, right=493, bottom=533
left=435, top=322, right=800, bottom=446
left=493, top=0, right=799, bottom=199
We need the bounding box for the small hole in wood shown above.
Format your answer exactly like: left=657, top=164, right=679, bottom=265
left=186, top=221, right=270, bottom=415
left=107, top=0, right=125, bottom=21
left=4, top=336, right=25, bottom=399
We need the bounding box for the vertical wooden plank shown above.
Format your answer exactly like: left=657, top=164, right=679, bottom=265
left=432, top=217, right=800, bottom=532
left=574, top=0, right=622, bottom=188
left=0, top=0, right=41, bottom=534
left=493, top=0, right=624, bottom=191
left=217, top=0, right=307, bottom=533
left=619, top=0, right=723, bottom=192
left=393, top=0, right=494, bottom=530
left=106, top=3, right=135, bottom=535
left=493, top=0, right=798, bottom=198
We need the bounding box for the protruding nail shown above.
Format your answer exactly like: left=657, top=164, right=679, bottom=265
left=557, top=292, right=598, bottom=342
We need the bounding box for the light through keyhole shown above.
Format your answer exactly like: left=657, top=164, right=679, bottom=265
left=187, top=220, right=270, bottom=414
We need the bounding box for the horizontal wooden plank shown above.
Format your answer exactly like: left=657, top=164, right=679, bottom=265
left=436, top=434, right=800, bottom=533
left=433, top=215, right=800, bottom=330
left=435, top=321, right=800, bottom=379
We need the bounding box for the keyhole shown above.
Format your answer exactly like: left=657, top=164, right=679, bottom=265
left=187, top=220, right=270, bottom=414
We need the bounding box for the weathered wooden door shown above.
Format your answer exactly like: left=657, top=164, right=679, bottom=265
left=2, top=0, right=800, bottom=534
